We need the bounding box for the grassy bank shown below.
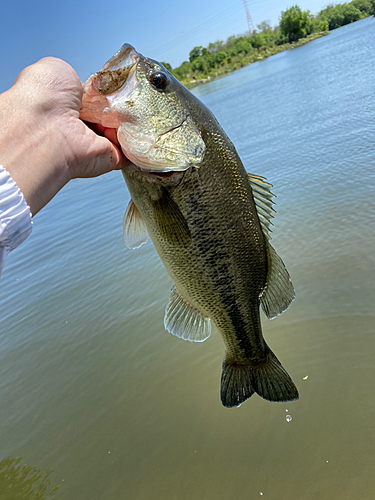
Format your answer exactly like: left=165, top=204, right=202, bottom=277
left=181, top=31, right=329, bottom=90
left=167, top=1, right=374, bottom=90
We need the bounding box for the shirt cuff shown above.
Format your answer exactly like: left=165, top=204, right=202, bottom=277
left=0, top=165, right=33, bottom=276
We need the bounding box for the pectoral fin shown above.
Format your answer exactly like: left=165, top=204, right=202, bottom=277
left=164, top=286, right=211, bottom=342
left=123, top=200, right=149, bottom=249
left=152, top=188, right=191, bottom=244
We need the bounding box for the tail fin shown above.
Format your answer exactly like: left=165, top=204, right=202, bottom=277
left=220, top=350, right=299, bottom=408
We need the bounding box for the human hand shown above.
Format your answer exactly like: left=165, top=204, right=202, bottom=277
left=0, top=57, right=129, bottom=215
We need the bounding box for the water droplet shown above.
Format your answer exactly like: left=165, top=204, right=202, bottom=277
left=326, top=460, right=329, bottom=463
left=303, top=375, right=308, bottom=380
left=259, top=493, right=263, bottom=496
left=285, top=409, right=288, bottom=412
left=286, top=415, right=292, bottom=422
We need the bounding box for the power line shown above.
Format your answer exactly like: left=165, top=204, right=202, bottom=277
left=152, top=1, right=245, bottom=57
left=151, top=0, right=268, bottom=63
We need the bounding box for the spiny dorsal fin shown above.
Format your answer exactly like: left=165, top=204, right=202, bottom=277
left=247, top=173, right=276, bottom=239
left=164, top=286, right=211, bottom=342
left=260, top=242, right=295, bottom=319
left=123, top=199, right=149, bottom=249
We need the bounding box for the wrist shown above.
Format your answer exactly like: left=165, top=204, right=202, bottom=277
left=0, top=88, right=72, bottom=215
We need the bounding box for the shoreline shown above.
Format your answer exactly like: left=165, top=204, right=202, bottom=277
left=181, top=32, right=329, bottom=90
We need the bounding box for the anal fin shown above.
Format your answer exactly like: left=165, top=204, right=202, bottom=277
left=164, top=286, right=211, bottom=342
left=260, top=242, right=295, bottom=319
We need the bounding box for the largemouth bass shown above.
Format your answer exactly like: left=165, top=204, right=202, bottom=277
left=80, top=44, right=298, bottom=407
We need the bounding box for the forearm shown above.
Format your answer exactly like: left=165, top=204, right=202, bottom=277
left=0, top=87, right=72, bottom=216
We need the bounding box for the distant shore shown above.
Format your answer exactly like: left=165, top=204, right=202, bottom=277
left=182, top=32, right=329, bottom=90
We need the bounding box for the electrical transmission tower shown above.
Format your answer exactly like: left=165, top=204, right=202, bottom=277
left=243, top=0, right=255, bottom=34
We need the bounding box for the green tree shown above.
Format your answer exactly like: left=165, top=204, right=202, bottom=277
left=279, top=5, right=313, bottom=42
left=215, top=51, right=227, bottom=64
left=191, top=56, right=208, bottom=73
left=350, top=0, right=375, bottom=15
left=231, top=37, right=253, bottom=55
left=274, top=29, right=289, bottom=45
left=207, top=40, right=224, bottom=53
left=172, top=60, right=191, bottom=80
left=189, top=46, right=209, bottom=62
left=319, top=3, right=364, bottom=29
left=161, top=62, right=172, bottom=72
left=224, top=35, right=237, bottom=50
left=317, top=19, right=329, bottom=31
left=257, top=20, right=272, bottom=32
left=250, top=32, right=265, bottom=49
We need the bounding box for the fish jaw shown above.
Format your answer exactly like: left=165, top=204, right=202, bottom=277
left=80, top=44, right=205, bottom=173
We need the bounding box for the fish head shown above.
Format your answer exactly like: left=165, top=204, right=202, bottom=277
left=81, top=44, right=205, bottom=173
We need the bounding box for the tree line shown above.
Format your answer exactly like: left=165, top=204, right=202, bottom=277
left=163, top=0, right=374, bottom=86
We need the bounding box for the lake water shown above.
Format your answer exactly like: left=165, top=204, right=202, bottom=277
left=1, top=17, right=374, bottom=499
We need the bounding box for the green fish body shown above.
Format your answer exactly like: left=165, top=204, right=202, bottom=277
left=80, top=44, right=298, bottom=407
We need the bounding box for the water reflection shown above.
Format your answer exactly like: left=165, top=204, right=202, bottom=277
left=0, top=457, right=58, bottom=500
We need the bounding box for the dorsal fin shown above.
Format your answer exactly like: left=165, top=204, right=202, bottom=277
left=123, top=199, right=149, bottom=249
left=247, top=173, right=276, bottom=239
left=164, top=286, right=211, bottom=342
left=247, top=173, right=295, bottom=319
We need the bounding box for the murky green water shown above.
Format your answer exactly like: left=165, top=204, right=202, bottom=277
left=1, top=18, right=375, bottom=499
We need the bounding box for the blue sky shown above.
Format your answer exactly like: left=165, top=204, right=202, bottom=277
left=1, top=0, right=332, bottom=91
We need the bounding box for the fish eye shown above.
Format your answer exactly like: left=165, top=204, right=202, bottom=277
left=149, top=72, right=168, bottom=90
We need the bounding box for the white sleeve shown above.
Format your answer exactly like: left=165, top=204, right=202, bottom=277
left=0, top=165, right=33, bottom=277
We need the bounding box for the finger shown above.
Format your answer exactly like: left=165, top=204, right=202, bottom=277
left=108, top=141, right=130, bottom=171
left=85, top=136, right=130, bottom=177
left=84, top=122, right=122, bottom=149
left=103, top=127, right=121, bottom=148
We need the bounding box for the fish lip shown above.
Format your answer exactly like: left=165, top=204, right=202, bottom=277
left=100, top=43, right=139, bottom=72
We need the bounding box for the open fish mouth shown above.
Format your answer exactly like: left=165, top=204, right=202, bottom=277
left=91, top=44, right=139, bottom=96
left=80, top=45, right=140, bottom=130
left=82, top=44, right=139, bottom=100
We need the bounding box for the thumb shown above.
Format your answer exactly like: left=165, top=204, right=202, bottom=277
left=79, top=135, right=130, bottom=178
